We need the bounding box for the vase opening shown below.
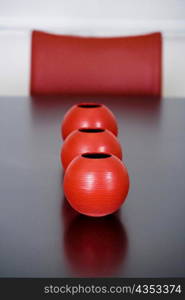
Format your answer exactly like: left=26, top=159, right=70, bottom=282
left=82, top=153, right=111, bottom=159
left=78, top=103, right=101, bottom=108
left=79, top=128, right=105, bottom=133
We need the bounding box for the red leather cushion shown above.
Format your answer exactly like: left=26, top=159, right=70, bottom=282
left=31, top=31, right=162, bottom=96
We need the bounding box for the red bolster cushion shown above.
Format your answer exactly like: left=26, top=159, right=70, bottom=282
left=31, top=31, right=162, bottom=96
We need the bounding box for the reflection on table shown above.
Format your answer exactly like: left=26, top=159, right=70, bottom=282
left=62, top=198, right=128, bottom=277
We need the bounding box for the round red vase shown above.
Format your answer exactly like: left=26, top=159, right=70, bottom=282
left=64, top=215, right=128, bottom=277
left=61, top=103, right=118, bottom=139
left=61, top=128, right=122, bottom=170
left=64, top=153, right=129, bottom=217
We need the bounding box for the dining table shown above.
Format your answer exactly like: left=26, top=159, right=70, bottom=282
left=0, top=95, right=184, bottom=278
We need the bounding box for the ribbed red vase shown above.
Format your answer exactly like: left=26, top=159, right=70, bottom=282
left=61, top=128, right=122, bottom=170
left=64, top=153, right=129, bottom=217
left=61, top=103, right=118, bottom=139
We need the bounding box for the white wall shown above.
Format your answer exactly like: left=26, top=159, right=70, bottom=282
left=1, top=0, right=185, bottom=21
left=0, top=0, right=185, bottom=97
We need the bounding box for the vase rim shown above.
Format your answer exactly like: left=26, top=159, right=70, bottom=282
left=78, top=128, right=105, bottom=133
left=82, top=153, right=111, bottom=159
left=77, top=103, right=102, bottom=108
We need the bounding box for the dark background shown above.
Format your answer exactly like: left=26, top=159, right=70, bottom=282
left=0, top=96, right=184, bottom=277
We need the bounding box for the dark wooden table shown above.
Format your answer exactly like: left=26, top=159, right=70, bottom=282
left=0, top=96, right=184, bottom=278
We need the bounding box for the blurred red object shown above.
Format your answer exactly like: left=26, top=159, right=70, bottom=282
left=61, top=128, right=122, bottom=170
left=31, top=30, right=162, bottom=96
left=64, top=153, right=129, bottom=217
left=61, top=103, right=118, bottom=139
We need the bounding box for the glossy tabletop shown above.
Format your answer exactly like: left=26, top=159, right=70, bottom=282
left=0, top=96, right=185, bottom=277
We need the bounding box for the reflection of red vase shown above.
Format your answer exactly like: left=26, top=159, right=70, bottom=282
left=64, top=153, right=129, bottom=217
left=61, top=128, right=122, bottom=170
left=61, top=197, right=79, bottom=231
left=64, top=215, right=128, bottom=277
left=61, top=103, right=118, bottom=140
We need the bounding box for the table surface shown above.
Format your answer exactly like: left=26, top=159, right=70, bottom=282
left=0, top=96, right=185, bottom=278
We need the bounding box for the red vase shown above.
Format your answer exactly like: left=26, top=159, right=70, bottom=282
left=61, top=128, right=122, bottom=170
left=64, top=153, right=129, bottom=217
left=64, top=215, right=128, bottom=277
left=61, top=103, right=118, bottom=139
